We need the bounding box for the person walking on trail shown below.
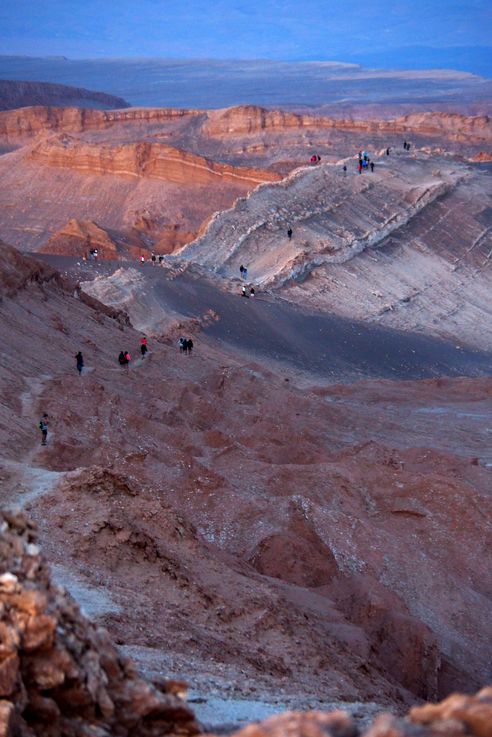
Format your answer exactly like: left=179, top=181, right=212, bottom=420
left=250, top=287, right=255, bottom=297
left=243, top=266, right=248, bottom=279
left=118, top=351, right=126, bottom=367
left=124, top=351, right=131, bottom=369
left=358, top=161, right=362, bottom=174
left=386, top=147, right=390, bottom=156
left=140, top=336, right=148, bottom=358
left=242, top=285, right=249, bottom=298
left=186, top=338, right=194, bottom=356
left=287, top=227, right=293, bottom=240
left=75, top=351, right=84, bottom=375
left=178, top=337, right=185, bottom=353
left=240, top=264, right=245, bottom=278
left=403, top=140, right=407, bottom=149
left=151, top=253, right=156, bottom=266
left=370, top=162, right=375, bottom=172
left=39, top=413, right=49, bottom=446
left=343, top=165, right=347, bottom=175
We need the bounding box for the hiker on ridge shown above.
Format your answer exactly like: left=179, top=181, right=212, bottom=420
left=140, top=337, right=148, bottom=358
left=75, top=351, right=84, bottom=375
left=39, top=413, right=49, bottom=446
left=287, top=227, right=293, bottom=240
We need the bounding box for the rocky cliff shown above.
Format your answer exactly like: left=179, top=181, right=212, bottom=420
left=0, top=80, right=129, bottom=113
left=0, top=106, right=201, bottom=142
left=27, top=134, right=281, bottom=186
left=1, top=103, right=490, bottom=146
left=202, top=106, right=492, bottom=143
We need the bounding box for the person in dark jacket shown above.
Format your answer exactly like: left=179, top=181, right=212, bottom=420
left=75, top=351, right=84, bottom=375
left=39, top=413, right=49, bottom=446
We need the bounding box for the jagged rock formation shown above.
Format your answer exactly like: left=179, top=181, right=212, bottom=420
left=0, top=509, right=199, bottom=737
left=0, top=80, right=129, bottom=113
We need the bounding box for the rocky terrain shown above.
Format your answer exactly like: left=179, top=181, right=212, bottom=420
left=0, top=93, right=490, bottom=735
left=176, top=148, right=492, bottom=352
left=0, top=79, right=129, bottom=112
left=0, top=510, right=198, bottom=736
left=0, top=238, right=491, bottom=731
left=2, top=506, right=491, bottom=736
left=0, top=103, right=490, bottom=260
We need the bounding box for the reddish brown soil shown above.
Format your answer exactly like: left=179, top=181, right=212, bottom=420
left=0, top=243, right=490, bottom=727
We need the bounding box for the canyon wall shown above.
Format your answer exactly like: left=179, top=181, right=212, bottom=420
left=1, top=103, right=490, bottom=145
left=202, top=106, right=492, bottom=142
left=0, top=105, right=202, bottom=142
left=27, top=134, right=281, bottom=186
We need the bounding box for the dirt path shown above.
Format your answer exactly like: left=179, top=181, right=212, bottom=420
left=1, top=370, right=121, bottom=618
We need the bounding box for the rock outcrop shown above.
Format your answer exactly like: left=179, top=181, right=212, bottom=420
left=0, top=238, right=62, bottom=297
left=0, top=509, right=199, bottom=737
left=41, top=219, right=147, bottom=260
left=0, top=80, right=129, bottom=113
left=217, top=688, right=492, bottom=736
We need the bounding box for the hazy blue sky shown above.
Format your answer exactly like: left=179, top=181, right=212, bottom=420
left=1, top=0, right=490, bottom=61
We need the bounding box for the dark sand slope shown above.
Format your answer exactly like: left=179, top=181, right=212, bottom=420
left=69, top=261, right=492, bottom=380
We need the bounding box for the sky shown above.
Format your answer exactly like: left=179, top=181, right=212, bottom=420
left=1, top=0, right=491, bottom=63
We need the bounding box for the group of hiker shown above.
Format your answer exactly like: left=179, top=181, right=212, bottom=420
left=117, top=336, right=149, bottom=368
left=178, top=337, right=194, bottom=354
left=139, top=254, right=165, bottom=265
left=357, top=151, right=375, bottom=174
left=241, top=285, right=255, bottom=298
left=239, top=264, right=257, bottom=298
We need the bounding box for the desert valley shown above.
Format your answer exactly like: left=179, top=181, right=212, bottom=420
left=0, top=67, right=491, bottom=737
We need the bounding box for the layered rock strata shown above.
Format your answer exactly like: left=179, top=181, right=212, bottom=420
left=0, top=104, right=490, bottom=145
left=28, top=134, right=281, bottom=186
